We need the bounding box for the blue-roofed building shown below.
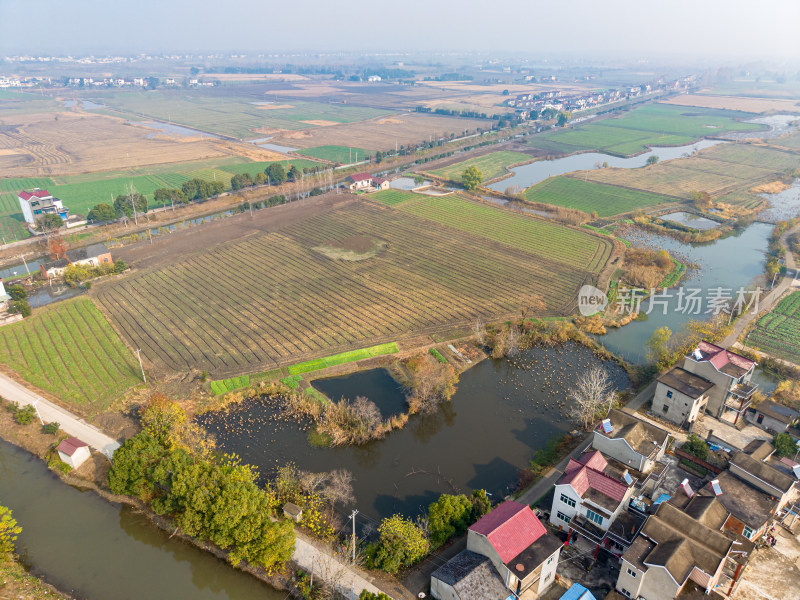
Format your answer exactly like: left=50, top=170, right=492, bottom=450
left=559, top=583, right=596, bottom=600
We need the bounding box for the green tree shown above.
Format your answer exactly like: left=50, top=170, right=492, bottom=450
left=107, top=433, right=170, bottom=500
left=413, top=174, right=425, bottom=186
left=774, top=432, right=797, bottom=457
left=0, top=506, right=22, bottom=557
left=266, top=163, right=287, bottom=185
left=113, top=193, right=148, bottom=218
left=35, top=214, right=64, bottom=232
left=682, top=434, right=709, bottom=460
left=556, top=111, right=570, bottom=127
left=461, top=166, right=482, bottom=191
left=87, top=203, right=118, bottom=222
left=231, top=173, right=254, bottom=191
left=646, top=326, right=673, bottom=366
left=359, top=592, right=391, bottom=600
left=375, top=151, right=384, bottom=164
left=153, top=188, right=187, bottom=208
left=371, top=515, right=430, bottom=573
left=646, top=155, right=659, bottom=165
left=470, top=489, right=491, bottom=520
left=6, top=284, right=26, bottom=302
left=8, top=300, right=31, bottom=318
left=428, top=494, right=472, bottom=548
left=287, top=165, right=301, bottom=182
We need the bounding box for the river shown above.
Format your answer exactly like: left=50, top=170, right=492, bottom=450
left=0, top=440, right=285, bottom=600
left=198, top=344, right=630, bottom=525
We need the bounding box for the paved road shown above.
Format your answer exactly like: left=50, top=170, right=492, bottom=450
left=721, top=224, right=800, bottom=348
left=0, top=372, right=119, bottom=458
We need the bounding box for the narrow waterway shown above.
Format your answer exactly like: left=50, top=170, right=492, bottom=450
left=199, top=344, right=630, bottom=524
left=0, top=440, right=285, bottom=600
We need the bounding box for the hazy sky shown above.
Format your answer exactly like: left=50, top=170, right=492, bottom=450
left=1, top=0, right=798, bottom=61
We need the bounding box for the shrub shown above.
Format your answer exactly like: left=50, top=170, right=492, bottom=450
left=6, top=284, right=26, bottom=301
left=774, top=432, right=797, bottom=457
left=682, top=434, right=709, bottom=460
left=429, top=348, right=447, bottom=364
left=8, top=300, right=31, bottom=318
left=369, top=514, right=430, bottom=573
left=14, top=404, right=36, bottom=425
left=0, top=505, right=22, bottom=557
left=42, top=422, right=60, bottom=435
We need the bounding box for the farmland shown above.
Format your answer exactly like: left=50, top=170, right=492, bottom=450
left=662, top=94, right=800, bottom=115
left=370, top=189, right=419, bottom=205
left=427, top=151, right=534, bottom=182
left=297, top=145, right=375, bottom=164
left=578, top=143, right=800, bottom=200
left=528, top=103, right=765, bottom=156
left=94, top=197, right=612, bottom=376
left=745, top=291, right=800, bottom=365
left=523, top=177, right=675, bottom=217
left=0, top=297, right=141, bottom=412
left=87, top=91, right=392, bottom=139
left=375, top=193, right=613, bottom=272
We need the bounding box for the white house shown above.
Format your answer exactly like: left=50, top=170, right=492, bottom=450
left=593, top=409, right=670, bottom=474
left=654, top=366, right=714, bottom=427
left=56, top=437, right=91, bottom=469
left=456, top=500, right=561, bottom=599
left=17, top=189, right=69, bottom=225
left=550, top=451, right=635, bottom=553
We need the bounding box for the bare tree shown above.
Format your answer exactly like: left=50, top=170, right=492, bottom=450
left=323, top=469, right=355, bottom=522
left=472, top=318, right=486, bottom=345
left=569, top=366, right=616, bottom=430
left=504, top=325, right=520, bottom=357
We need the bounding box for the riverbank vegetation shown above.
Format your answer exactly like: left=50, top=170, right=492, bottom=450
left=108, top=396, right=295, bottom=573
left=645, top=315, right=733, bottom=371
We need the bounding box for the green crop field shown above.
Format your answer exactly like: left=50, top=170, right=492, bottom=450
left=529, top=103, right=764, bottom=157
left=580, top=143, right=800, bottom=200
left=222, top=158, right=321, bottom=177
left=286, top=343, right=400, bottom=375
left=0, top=298, right=141, bottom=411
left=50, top=175, right=169, bottom=216
left=392, top=194, right=612, bottom=272
left=95, top=200, right=612, bottom=376
left=298, top=145, right=375, bottom=163
left=524, top=177, right=675, bottom=217
left=0, top=193, right=31, bottom=241
left=746, top=291, right=800, bottom=365
left=369, top=189, right=419, bottom=205
left=428, top=151, right=534, bottom=182
left=88, top=91, right=391, bottom=139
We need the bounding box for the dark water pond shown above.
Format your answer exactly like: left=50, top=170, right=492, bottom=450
left=198, top=344, right=630, bottom=524
left=487, top=139, right=723, bottom=191
left=312, top=368, right=408, bottom=418
left=659, top=212, right=720, bottom=231
left=0, top=440, right=284, bottom=600
left=27, top=284, right=85, bottom=308
left=135, top=121, right=220, bottom=139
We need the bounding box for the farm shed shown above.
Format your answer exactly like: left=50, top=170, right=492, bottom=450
left=57, top=437, right=91, bottom=469
left=66, top=243, right=113, bottom=268
left=40, top=258, right=71, bottom=279
left=745, top=400, right=798, bottom=433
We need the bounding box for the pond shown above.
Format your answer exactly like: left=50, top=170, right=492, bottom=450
left=134, top=121, right=220, bottom=139
left=758, top=179, right=800, bottom=223
left=0, top=440, right=285, bottom=600
left=312, top=368, right=408, bottom=418
left=659, top=212, right=720, bottom=231
left=597, top=222, right=773, bottom=364
left=81, top=100, right=106, bottom=110
left=722, top=114, right=799, bottom=141
left=486, top=139, right=724, bottom=191
left=198, top=344, right=630, bottom=523
left=0, top=258, right=42, bottom=280
left=27, top=284, right=85, bottom=308
left=390, top=177, right=430, bottom=190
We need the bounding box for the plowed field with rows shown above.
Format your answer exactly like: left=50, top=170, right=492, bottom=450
left=95, top=197, right=612, bottom=376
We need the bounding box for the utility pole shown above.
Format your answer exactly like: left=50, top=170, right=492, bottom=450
left=31, top=399, right=44, bottom=426
left=350, top=509, right=358, bottom=563
left=135, top=349, right=146, bottom=383
left=19, top=254, right=30, bottom=276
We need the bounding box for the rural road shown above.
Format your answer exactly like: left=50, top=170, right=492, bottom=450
left=0, top=372, right=120, bottom=458
left=721, top=223, right=800, bottom=348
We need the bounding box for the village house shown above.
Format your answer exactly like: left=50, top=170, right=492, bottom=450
left=0, top=278, right=10, bottom=311
left=344, top=172, right=389, bottom=191
left=17, top=189, right=69, bottom=225
left=432, top=500, right=561, bottom=599
left=727, top=446, right=797, bottom=511
left=56, top=437, right=91, bottom=469
left=654, top=341, right=757, bottom=427
left=40, top=243, right=112, bottom=279
left=550, top=451, right=637, bottom=555
left=615, top=502, right=751, bottom=600
left=745, top=400, right=798, bottom=433
left=593, top=409, right=670, bottom=474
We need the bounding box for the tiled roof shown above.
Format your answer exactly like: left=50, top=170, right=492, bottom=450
left=56, top=437, right=88, bottom=457
left=560, top=451, right=629, bottom=504
left=469, top=500, right=547, bottom=563
left=657, top=367, right=714, bottom=398
left=694, top=340, right=755, bottom=376
left=18, top=189, right=52, bottom=201
left=348, top=172, right=372, bottom=182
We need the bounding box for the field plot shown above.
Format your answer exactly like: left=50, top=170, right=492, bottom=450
left=90, top=91, right=391, bottom=139
left=270, top=113, right=492, bottom=152
left=579, top=143, right=800, bottom=200
left=528, top=104, right=764, bottom=156
left=746, top=291, right=800, bottom=365
left=298, top=145, right=375, bottom=163
left=662, top=94, right=800, bottom=115
left=0, top=193, right=31, bottom=240
left=0, top=298, right=141, bottom=411
left=95, top=200, right=611, bottom=376
left=370, top=189, right=419, bottom=205
left=523, top=177, right=674, bottom=217
left=428, top=151, right=534, bottom=182
left=387, top=194, right=612, bottom=272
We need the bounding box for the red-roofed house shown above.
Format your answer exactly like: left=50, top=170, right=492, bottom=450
left=465, top=500, right=561, bottom=598
left=56, top=436, right=90, bottom=469
left=344, top=173, right=390, bottom=192
left=550, top=450, right=636, bottom=553
left=658, top=340, right=758, bottom=425
left=17, top=189, right=69, bottom=225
